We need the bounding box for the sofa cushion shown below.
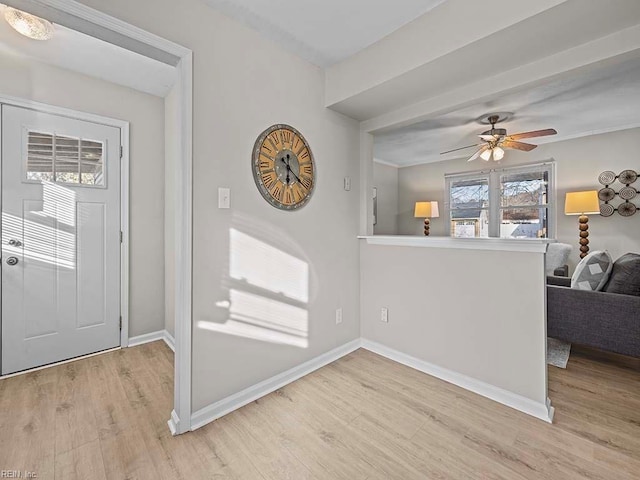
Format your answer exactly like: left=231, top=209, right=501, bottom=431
left=603, top=253, right=640, bottom=296
left=571, top=250, right=613, bottom=291
left=546, top=243, right=572, bottom=276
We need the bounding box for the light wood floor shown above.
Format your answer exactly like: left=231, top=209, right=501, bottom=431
left=1, top=342, right=639, bottom=479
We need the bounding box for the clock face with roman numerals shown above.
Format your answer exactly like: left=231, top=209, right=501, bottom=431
left=252, top=124, right=315, bottom=210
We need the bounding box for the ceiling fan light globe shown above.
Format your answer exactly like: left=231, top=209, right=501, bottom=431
left=480, top=149, right=492, bottom=161
left=493, top=147, right=505, bottom=160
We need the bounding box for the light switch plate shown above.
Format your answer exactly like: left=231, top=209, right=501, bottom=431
left=218, top=187, right=230, bottom=209
left=344, top=177, right=351, bottom=191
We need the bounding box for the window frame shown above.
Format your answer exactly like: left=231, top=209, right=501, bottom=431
left=446, top=172, right=491, bottom=238
left=23, top=128, right=107, bottom=189
left=445, top=161, right=556, bottom=239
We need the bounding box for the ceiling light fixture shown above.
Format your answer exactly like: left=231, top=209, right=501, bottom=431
left=4, top=7, right=54, bottom=40
left=478, top=145, right=505, bottom=161
left=492, top=146, right=505, bottom=161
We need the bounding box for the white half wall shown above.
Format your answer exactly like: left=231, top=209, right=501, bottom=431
left=360, top=241, right=549, bottom=413
left=0, top=52, right=166, bottom=338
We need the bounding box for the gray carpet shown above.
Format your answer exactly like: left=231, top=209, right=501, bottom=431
left=547, top=337, right=571, bottom=368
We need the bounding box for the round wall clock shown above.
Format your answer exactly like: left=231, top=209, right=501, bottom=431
left=252, top=124, right=315, bottom=210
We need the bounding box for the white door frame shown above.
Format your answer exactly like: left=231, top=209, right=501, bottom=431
left=0, top=96, right=130, bottom=351
left=6, top=0, right=194, bottom=435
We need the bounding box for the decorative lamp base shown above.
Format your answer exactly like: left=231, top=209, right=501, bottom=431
left=578, top=215, right=589, bottom=258
left=424, top=218, right=430, bottom=236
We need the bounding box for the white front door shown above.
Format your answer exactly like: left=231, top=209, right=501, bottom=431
left=1, top=105, right=121, bottom=375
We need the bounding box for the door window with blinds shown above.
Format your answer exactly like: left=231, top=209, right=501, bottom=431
left=445, top=163, right=555, bottom=239
left=25, top=130, right=105, bottom=186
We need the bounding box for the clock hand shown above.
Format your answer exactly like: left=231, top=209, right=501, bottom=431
left=287, top=166, right=302, bottom=184
left=280, top=154, right=301, bottom=184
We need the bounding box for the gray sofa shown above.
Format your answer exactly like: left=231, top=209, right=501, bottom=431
left=547, top=253, right=640, bottom=358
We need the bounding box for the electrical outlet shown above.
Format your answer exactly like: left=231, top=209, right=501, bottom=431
left=381, top=307, right=389, bottom=323
left=335, top=308, right=343, bottom=325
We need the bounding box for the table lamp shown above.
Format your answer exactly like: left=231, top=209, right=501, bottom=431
left=414, top=201, right=439, bottom=236
left=564, top=190, right=599, bottom=259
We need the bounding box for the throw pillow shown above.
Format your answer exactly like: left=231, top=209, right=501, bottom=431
left=546, top=243, right=572, bottom=276
left=603, top=253, right=640, bottom=296
left=571, top=250, right=613, bottom=291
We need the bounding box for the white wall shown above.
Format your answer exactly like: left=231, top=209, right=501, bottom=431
left=76, top=0, right=362, bottom=413
left=395, top=128, right=640, bottom=269
left=360, top=242, right=548, bottom=410
left=373, top=161, right=398, bottom=235
left=0, top=52, right=166, bottom=338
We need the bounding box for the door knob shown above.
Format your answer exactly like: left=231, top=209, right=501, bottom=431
left=8, top=239, right=22, bottom=247
left=6, top=257, right=18, bottom=266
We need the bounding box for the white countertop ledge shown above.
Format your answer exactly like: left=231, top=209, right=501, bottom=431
left=358, top=235, right=554, bottom=253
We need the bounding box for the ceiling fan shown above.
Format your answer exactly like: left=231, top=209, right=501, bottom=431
left=441, top=113, right=557, bottom=162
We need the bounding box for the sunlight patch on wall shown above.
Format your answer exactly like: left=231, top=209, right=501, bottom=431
left=198, top=228, right=310, bottom=348
left=229, top=228, right=309, bottom=303
left=198, top=289, right=308, bottom=348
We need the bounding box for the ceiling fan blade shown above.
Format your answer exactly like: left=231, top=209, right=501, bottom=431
left=440, top=143, right=482, bottom=155
left=502, top=140, right=537, bottom=152
left=505, top=128, right=557, bottom=141
left=467, top=146, right=488, bottom=162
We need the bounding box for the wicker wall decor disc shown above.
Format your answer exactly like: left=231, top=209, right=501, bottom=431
left=619, top=186, right=637, bottom=200
left=598, top=171, right=617, bottom=185
left=619, top=169, right=637, bottom=185
left=618, top=202, right=637, bottom=217
left=599, top=203, right=615, bottom=217
left=598, top=187, right=616, bottom=202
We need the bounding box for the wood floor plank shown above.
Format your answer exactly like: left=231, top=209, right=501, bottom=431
left=53, top=361, right=99, bottom=456
left=1, top=341, right=639, bottom=480
left=87, top=348, right=164, bottom=480
left=223, top=404, right=318, bottom=480
left=0, top=368, right=57, bottom=479
left=54, top=439, right=107, bottom=480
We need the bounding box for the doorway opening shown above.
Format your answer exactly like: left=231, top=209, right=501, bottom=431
left=0, top=0, right=193, bottom=435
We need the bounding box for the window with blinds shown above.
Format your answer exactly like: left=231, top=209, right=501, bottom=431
left=26, top=131, right=104, bottom=186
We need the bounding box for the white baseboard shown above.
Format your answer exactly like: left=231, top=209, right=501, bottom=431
left=361, top=339, right=554, bottom=423
left=190, top=338, right=362, bottom=431
left=163, top=331, right=176, bottom=352
left=128, top=329, right=175, bottom=352
left=167, top=409, right=181, bottom=436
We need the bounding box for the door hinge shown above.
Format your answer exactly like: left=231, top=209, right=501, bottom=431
left=120, top=231, right=123, bottom=243
left=119, top=316, right=122, bottom=330
left=120, top=145, right=123, bottom=159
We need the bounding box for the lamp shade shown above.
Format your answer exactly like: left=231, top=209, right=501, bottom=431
left=565, top=190, right=600, bottom=215
left=414, top=202, right=431, bottom=218
left=414, top=201, right=439, bottom=218
left=429, top=201, right=440, bottom=218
